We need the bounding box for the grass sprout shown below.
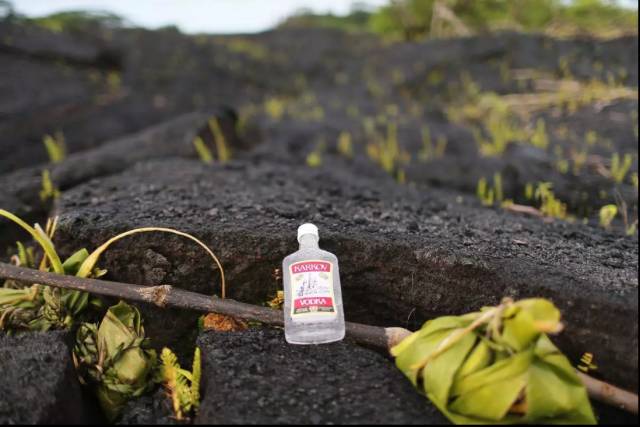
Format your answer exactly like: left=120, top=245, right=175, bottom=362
left=610, top=153, right=632, bottom=183
left=598, top=204, right=617, bottom=230
left=208, top=117, right=231, bottom=163
left=193, top=136, right=213, bottom=164
left=42, top=132, right=66, bottom=164
left=39, top=169, right=61, bottom=202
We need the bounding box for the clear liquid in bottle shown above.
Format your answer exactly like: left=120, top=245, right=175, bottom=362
left=282, top=223, right=345, bottom=344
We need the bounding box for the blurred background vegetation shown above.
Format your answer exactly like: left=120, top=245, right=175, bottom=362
left=281, top=0, right=638, bottom=40
left=1, top=0, right=637, bottom=39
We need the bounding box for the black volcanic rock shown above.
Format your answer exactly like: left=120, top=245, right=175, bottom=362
left=52, top=157, right=638, bottom=391
left=0, top=331, right=87, bottom=424
left=195, top=328, right=448, bottom=425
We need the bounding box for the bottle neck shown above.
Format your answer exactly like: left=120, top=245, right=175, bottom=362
left=298, top=234, right=319, bottom=250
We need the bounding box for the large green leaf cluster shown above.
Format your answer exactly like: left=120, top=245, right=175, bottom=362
left=392, top=298, right=596, bottom=424
left=74, top=302, right=157, bottom=421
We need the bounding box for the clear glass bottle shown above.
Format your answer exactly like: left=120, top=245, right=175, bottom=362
left=282, top=223, right=345, bottom=344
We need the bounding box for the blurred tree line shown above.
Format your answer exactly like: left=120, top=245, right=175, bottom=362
left=281, top=0, right=638, bottom=40
left=1, top=0, right=637, bottom=39
left=0, top=0, right=125, bottom=33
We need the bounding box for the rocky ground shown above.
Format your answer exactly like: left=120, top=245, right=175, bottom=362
left=0, top=18, right=638, bottom=424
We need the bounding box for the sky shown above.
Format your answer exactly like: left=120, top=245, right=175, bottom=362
left=11, top=0, right=389, bottom=34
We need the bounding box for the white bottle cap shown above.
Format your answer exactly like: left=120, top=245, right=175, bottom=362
left=297, top=223, right=319, bottom=242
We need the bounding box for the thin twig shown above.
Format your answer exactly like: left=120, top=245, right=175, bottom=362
left=0, top=262, right=637, bottom=415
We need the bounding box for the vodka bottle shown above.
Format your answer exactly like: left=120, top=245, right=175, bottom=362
left=282, top=223, right=345, bottom=344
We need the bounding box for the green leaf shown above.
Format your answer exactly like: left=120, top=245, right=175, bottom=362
left=16, top=241, right=35, bottom=267
left=456, top=338, right=493, bottom=379
left=452, top=350, right=533, bottom=397
left=527, top=360, right=574, bottom=419
left=424, top=331, right=476, bottom=405
left=515, top=299, right=562, bottom=333
left=449, top=373, right=527, bottom=422
left=395, top=329, right=453, bottom=385
left=391, top=316, right=467, bottom=357
left=0, top=209, right=64, bottom=274
left=501, top=308, right=538, bottom=351
left=62, top=249, right=90, bottom=275
left=0, top=286, right=38, bottom=306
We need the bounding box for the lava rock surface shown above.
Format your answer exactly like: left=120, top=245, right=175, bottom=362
left=53, top=157, right=638, bottom=391
left=195, top=328, right=448, bottom=424
left=0, top=331, right=87, bottom=424
left=118, top=388, right=178, bottom=425
left=1, top=19, right=638, bottom=425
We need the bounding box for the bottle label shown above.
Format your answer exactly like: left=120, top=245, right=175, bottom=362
left=289, top=260, right=336, bottom=319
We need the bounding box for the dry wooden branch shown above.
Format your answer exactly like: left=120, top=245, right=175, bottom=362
left=0, top=262, right=637, bottom=415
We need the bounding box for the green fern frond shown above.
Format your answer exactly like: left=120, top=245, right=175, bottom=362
left=160, top=347, right=202, bottom=420
left=160, top=347, right=183, bottom=419
left=191, top=347, right=201, bottom=410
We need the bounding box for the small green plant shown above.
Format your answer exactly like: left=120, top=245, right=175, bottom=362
left=193, top=136, right=213, bottom=164
left=159, top=347, right=202, bottom=421
left=534, top=182, right=569, bottom=220
left=106, top=71, right=122, bottom=93
left=39, top=169, right=61, bottom=202
left=427, top=68, right=444, bottom=86
left=610, top=153, right=632, bottom=183
left=366, top=122, right=410, bottom=182
left=626, top=222, right=637, bottom=236
left=306, top=139, right=326, bottom=168
left=192, top=117, right=232, bottom=165
left=453, top=93, right=527, bottom=157
left=556, top=159, right=570, bottom=174
left=477, top=178, right=494, bottom=207
left=43, top=132, right=66, bottom=163
left=267, top=290, right=284, bottom=310
left=208, top=117, right=231, bottom=163
left=306, top=151, right=322, bottom=167
left=558, top=57, right=572, bottom=79
left=530, top=118, right=549, bottom=150
left=0, top=213, right=102, bottom=332
left=613, top=192, right=638, bottom=236
left=598, top=204, right=617, bottom=230
left=570, top=149, right=589, bottom=176
left=1, top=210, right=226, bottom=333
left=264, top=97, right=286, bottom=120
left=460, top=72, right=480, bottom=99
left=476, top=173, right=504, bottom=207
left=585, top=130, right=598, bottom=146
left=337, top=131, right=353, bottom=158
left=524, top=182, right=535, bottom=201
left=74, top=302, right=157, bottom=421
left=419, top=126, right=447, bottom=161
left=346, top=104, right=360, bottom=118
